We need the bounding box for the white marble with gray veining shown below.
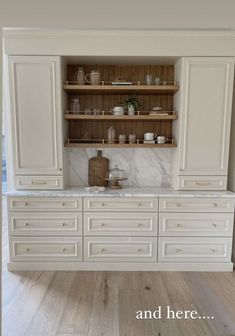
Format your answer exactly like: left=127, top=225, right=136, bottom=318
left=67, top=148, right=171, bottom=187
left=6, top=186, right=235, bottom=198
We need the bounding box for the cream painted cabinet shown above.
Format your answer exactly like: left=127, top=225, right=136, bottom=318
left=8, top=56, right=64, bottom=189
left=173, top=57, right=234, bottom=190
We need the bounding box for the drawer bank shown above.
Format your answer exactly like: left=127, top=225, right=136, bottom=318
left=7, top=191, right=235, bottom=272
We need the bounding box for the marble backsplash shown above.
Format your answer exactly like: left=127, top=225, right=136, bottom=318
left=67, top=148, right=172, bottom=187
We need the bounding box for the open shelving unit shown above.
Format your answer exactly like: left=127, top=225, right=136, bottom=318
left=64, top=63, right=179, bottom=148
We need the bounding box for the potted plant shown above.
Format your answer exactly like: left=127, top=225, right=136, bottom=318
left=122, top=96, right=140, bottom=115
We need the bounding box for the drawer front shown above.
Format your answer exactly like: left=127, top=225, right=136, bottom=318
left=178, top=176, right=227, bottom=191
left=9, top=237, right=83, bottom=261
left=159, top=213, right=234, bottom=237
left=84, top=197, right=158, bottom=212
left=84, top=237, right=157, bottom=262
left=159, top=197, right=235, bottom=213
left=158, top=237, right=232, bottom=262
left=8, top=212, right=83, bottom=236
left=84, top=212, right=158, bottom=236
left=15, top=175, right=64, bottom=190
left=8, top=197, right=82, bottom=212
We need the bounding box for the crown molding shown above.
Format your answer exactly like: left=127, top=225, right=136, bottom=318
left=3, top=28, right=235, bottom=56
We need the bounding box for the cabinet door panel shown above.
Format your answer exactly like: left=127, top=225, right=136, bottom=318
left=179, top=57, right=234, bottom=175
left=8, top=56, right=63, bottom=175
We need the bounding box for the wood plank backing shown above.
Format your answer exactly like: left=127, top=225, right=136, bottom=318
left=66, top=64, right=175, bottom=143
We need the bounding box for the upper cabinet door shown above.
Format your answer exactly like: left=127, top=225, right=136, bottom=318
left=8, top=56, right=63, bottom=175
left=178, top=57, right=234, bottom=175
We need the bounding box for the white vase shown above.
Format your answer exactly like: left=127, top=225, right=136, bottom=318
left=128, top=105, right=135, bottom=115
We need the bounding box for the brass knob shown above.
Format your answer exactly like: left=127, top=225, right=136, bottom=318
left=25, top=248, right=30, bottom=252
left=62, top=247, right=67, bottom=252
left=24, top=222, right=29, bottom=227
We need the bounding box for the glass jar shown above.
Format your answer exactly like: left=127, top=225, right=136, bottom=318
left=74, top=67, right=85, bottom=85
left=107, top=126, right=116, bottom=144
left=119, top=134, right=126, bottom=144
left=70, top=97, right=80, bottom=114
left=129, top=134, right=136, bottom=144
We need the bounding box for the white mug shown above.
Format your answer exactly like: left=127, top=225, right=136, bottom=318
left=85, top=70, right=101, bottom=85
left=144, top=133, right=156, bottom=141
left=157, top=136, right=168, bottom=144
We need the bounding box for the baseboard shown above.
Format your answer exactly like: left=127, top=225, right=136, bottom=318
left=7, top=261, right=234, bottom=272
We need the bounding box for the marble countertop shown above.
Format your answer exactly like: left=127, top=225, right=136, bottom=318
left=6, top=186, right=235, bottom=198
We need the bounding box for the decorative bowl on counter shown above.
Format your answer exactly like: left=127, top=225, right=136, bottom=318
left=106, top=165, right=128, bottom=189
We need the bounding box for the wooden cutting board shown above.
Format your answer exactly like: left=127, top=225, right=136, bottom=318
left=88, top=150, right=109, bottom=187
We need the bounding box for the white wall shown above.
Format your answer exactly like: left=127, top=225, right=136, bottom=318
left=1, top=0, right=235, bottom=30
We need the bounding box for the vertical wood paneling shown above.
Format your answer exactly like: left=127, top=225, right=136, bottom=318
left=67, top=64, right=175, bottom=141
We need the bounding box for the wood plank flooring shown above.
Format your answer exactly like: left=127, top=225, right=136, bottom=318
left=2, top=197, right=235, bottom=336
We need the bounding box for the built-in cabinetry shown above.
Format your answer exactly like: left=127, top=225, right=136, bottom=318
left=8, top=56, right=64, bottom=189
left=173, top=57, right=235, bottom=190
left=7, top=195, right=235, bottom=271
left=6, top=56, right=235, bottom=191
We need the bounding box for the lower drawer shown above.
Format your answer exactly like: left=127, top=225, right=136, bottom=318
left=159, top=213, right=234, bottom=237
left=158, top=237, right=232, bottom=262
left=177, top=176, right=227, bottom=191
left=9, top=237, right=83, bottom=262
left=8, top=212, right=83, bottom=236
left=84, top=212, right=158, bottom=236
left=15, top=175, right=64, bottom=190
left=84, top=237, right=156, bottom=262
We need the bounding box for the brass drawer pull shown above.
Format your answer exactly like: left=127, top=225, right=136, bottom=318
left=138, top=223, right=144, bottom=227
left=101, top=223, right=106, bottom=227
left=31, top=180, right=46, bottom=185
left=101, top=247, right=107, bottom=253
left=62, top=247, right=67, bottom=252
left=176, top=248, right=183, bottom=253
left=211, top=249, right=218, bottom=253
left=61, top=222, right=67, bottom=227
left=195, top=181, right=210, bottom=185
left=137, top=248, right=144, bottom=253
left=24, top=222, right=29, bottom=227
left=25, top=247, right=30, bottom=252
left=24, top=202, right=29, bottom=206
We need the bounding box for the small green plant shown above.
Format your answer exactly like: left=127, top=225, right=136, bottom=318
left=122, top=96, right=141, bottom=109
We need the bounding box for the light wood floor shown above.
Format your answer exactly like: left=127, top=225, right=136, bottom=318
left=2, top=197, right=235, bottom=336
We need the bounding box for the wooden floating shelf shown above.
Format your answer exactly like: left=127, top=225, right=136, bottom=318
left=64, top=142, right=177, bottom=148
left=63, top=84, right=179, bottom=95
left=64, top=113, right=178, bottom=121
